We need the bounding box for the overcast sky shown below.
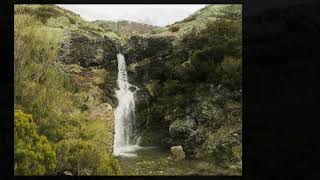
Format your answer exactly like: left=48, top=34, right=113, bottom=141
left=57, top=5, right=206, bottom=26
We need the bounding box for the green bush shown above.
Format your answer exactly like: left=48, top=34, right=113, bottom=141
left=162, top=80, right=190, bottom=96
left=169, top=26, right=180, bottom=32
left=54, top=139, right=120, bottom=175
left=14, top=110, right=57, bottom=175
left=182, top=18, right=241, bottom=55
left=68, top=16, right=77, bottom=25
left=219, top=57, right=242, bottom=89
left=182, top=27, right=202, bottom=50
left=46, top=16, right=71, bottom=27
left=217, top=5, right=242, bottom=20
left=179, top=18, right=241, bottom=85
left=230, top=145, right=242, bottom=172
left=169, top=118, right=195, bottom=139
left=182, top=15, right=196, bottom=23
left=174, top=62, right=196, bottom=81
left=188, top=48, right=217, bottom=82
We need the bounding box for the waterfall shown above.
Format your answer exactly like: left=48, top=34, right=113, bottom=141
left=113, top=54, right=140, bottom=157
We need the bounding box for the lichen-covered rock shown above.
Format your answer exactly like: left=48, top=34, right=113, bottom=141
left=170, top=146, right=186, bottom=161
left=58, top=30, right=121, bottom=67
left=169, top=118, right=196, bottom=139
left=123, top=34, right=174, bottom=64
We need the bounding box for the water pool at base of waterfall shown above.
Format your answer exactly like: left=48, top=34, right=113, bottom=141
left=113, top=145, right=143, bottom=157
left=118, top=147, right=241, bottom=176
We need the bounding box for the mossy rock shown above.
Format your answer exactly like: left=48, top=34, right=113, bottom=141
left=170, top=146, right=186, bottom=161
left=58, top=30, right=120, bottom=67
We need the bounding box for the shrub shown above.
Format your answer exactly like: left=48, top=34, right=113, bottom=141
left=182, top=27, right=202, bottom=50
left=182, top=15, right=196, bottom=23
left=14, top=110, right=57, bottom=175
left=217, top=5, right=242, bottom=20
left=180, top=18, right=241, bottom=84
left=219, top=57, right=242, bottom=89
left=46, top=16, right=71, bottom=27
left=174, top=63, right=196, bottom=82
left=162, top=80, right=190, bottom=96
left=189, top=48, right=216, bottom=82
left=230, top=145, right=242, bottom=172
left=68, top=16, right=77, bottom=25
left=169, top=119, right=195, bottom=139
left=182, top=18, right=241, bottom=54
left=169, top=26, right=180, bottom=32
left=54, top=139, right=120, bottom=175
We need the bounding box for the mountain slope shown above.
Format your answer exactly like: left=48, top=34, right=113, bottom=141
left=92, top=20, right=157, bottom=36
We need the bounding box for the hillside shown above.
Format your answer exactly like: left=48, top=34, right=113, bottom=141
left=151, top=5, right=241, bottom=37
left=92, top=20, right=157, bottom=36
left=14, top=4, right=242, bottom=176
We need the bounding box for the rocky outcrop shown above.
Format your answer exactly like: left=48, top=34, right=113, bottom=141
left=123, top=34, right=174, bottom=64
left=59, top=30, right=121, bottom=68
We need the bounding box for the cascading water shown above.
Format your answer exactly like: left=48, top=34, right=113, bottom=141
left=113, top=54, right=141, bottom=157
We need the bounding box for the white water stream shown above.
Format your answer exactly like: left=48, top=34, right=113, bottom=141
left=113, top=54, right=141, bottom=157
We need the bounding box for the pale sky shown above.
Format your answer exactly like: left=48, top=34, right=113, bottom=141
left=57, top=5, right=206, bottom=26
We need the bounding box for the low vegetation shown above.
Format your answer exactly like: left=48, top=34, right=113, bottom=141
left=14, top=5, right=120, bottom=175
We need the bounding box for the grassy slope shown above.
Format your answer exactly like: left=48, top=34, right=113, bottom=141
left=92, top=19, right=157, bottom=36
left=152, top=5, right=241, bottom=37
left=14, top=4, right=120, bottom=175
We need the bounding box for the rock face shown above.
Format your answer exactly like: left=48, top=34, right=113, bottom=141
left=170, top=146, right=186, bottom=161
left=123, top=34, right=174, bottom=65
left=59, top=30, right=120, bottom=68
